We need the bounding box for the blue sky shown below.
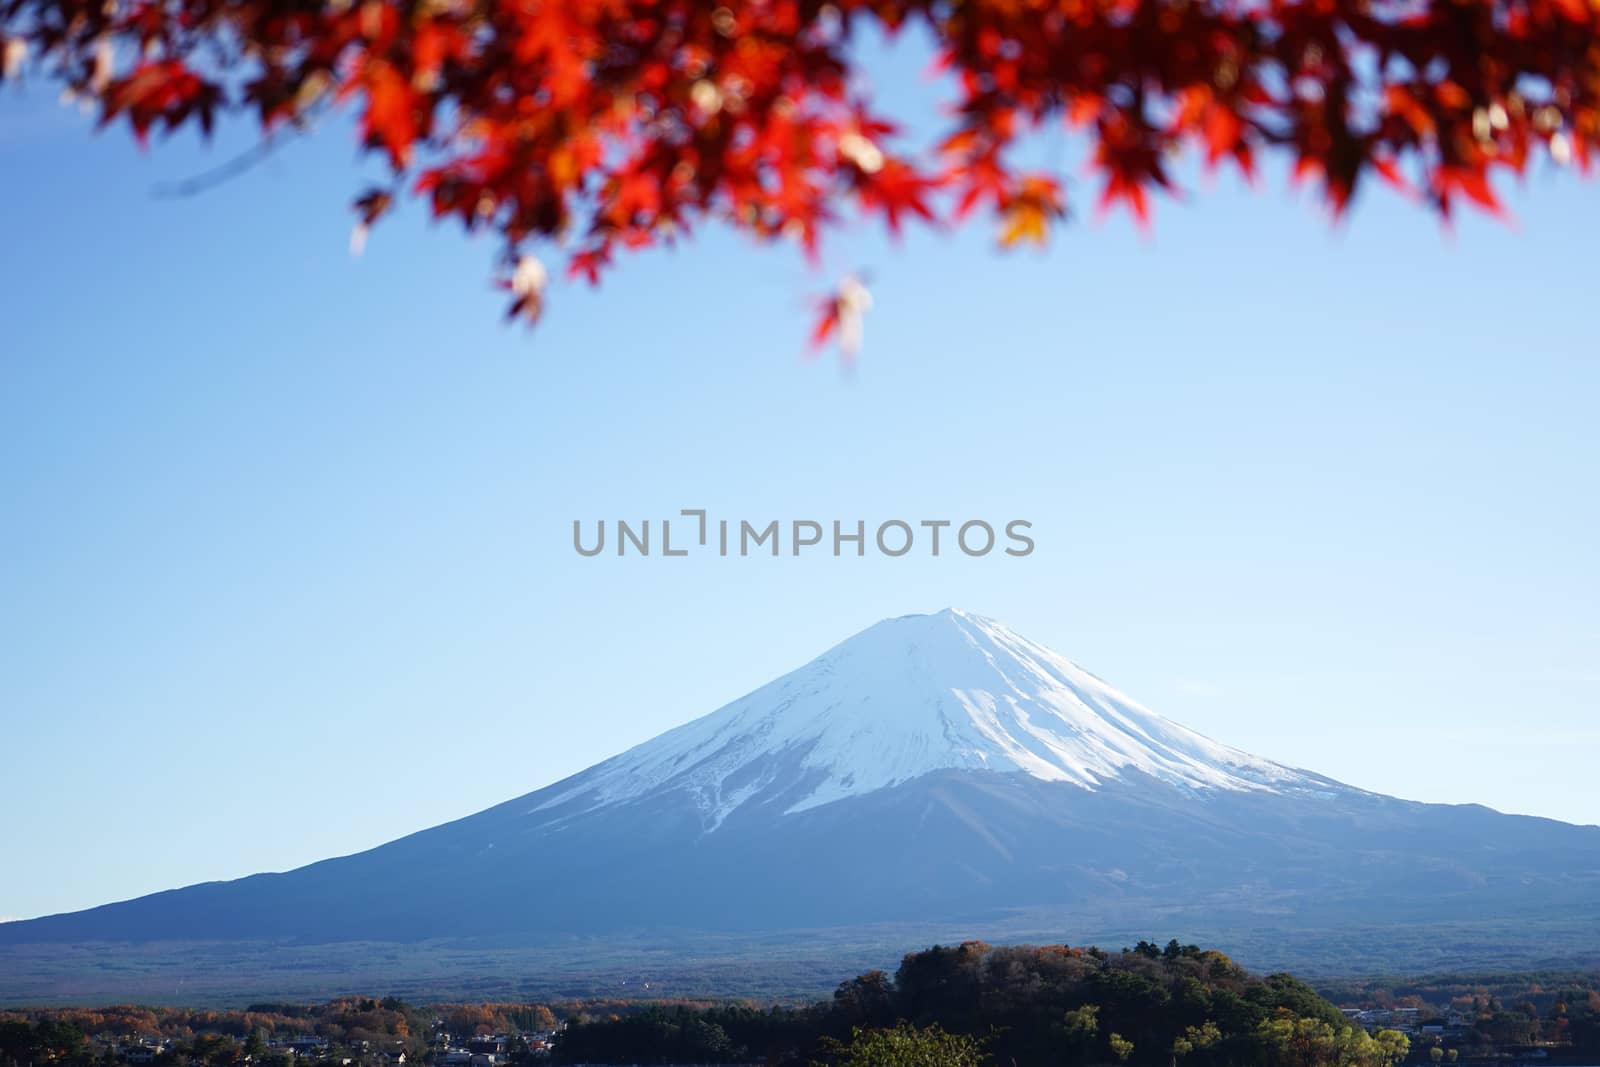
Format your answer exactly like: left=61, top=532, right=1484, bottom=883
left=2, top=37, right=1598, bottom=922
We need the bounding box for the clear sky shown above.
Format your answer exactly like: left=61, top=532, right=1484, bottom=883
left=2, top=34, right=1598, bottom=924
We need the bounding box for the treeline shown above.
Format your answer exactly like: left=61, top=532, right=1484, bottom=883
left=0, top=997, right=425, bottom=1045
left=0, top=1019, right=88, bottom=1066
left=553, top=939, right=1414, bottom=1067
left=0, top=998, right=432, bottom=1067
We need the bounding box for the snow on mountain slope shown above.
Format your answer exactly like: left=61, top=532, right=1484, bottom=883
left=529, top=609, right=1333, bottom=830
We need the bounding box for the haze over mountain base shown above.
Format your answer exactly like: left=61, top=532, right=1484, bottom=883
left=4, top=610, right=1597, bottom=1004
left=5, top=917, right=1600, bottom=1007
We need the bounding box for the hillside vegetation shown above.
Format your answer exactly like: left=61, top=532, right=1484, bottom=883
left=555, top=940, right=1411, bottom=1066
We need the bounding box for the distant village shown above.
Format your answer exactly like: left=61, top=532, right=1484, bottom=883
left=1340, top=1006, right=1575, bottom=1065
left=88, top=1023, right=562, bottom=1067
left=1343, top=1007, right=1459, bottom=1036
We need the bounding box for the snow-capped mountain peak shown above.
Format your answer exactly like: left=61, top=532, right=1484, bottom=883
left=9, top=611, right=1595, bottom=969
left=529, top=609, right=1322, bottom=830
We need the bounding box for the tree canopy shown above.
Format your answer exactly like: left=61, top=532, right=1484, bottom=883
left=828, top=1021, right=986, bottom=1067
left=550, top=939, right=1415, bottom=1066
left=3, top=0, right=1596, bottom=341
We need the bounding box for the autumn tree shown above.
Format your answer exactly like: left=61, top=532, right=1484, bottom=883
left=4, top=0, right=1598, bottom=344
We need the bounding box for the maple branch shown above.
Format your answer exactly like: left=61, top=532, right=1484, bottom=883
left=149, top=96, right=330, bottom=199
left=3, top=0, right=1594, bottom=348
left=149, top=133, right=285, bottom=198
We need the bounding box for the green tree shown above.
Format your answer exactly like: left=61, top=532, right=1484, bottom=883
left=1064, top=1005, right=1100, bottom=1040
left=1110, top=1033, right=1136, bottom=1063
left=1375, top=1029, right=1412, bottom=1067
left=833, top=1023, right=984, bottom=1067
left=1174, top=1021, right=1223, bottom=1067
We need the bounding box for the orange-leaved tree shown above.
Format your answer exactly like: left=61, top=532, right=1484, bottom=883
left=3, top=0, right=1596, bottom=346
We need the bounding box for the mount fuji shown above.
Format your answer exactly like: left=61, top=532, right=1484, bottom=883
left=5, top=609, right=1599, bottom=983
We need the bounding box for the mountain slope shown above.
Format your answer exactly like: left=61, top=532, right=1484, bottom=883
left=4, top=609, right=1598, bottom=960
